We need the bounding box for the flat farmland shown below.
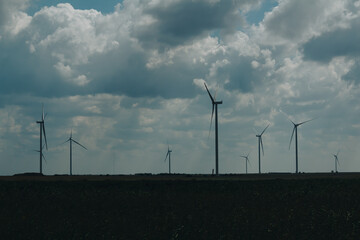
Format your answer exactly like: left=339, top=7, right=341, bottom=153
left=1, top=173, right=360, bottom=239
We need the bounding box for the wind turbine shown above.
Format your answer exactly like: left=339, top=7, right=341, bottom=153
left=289, top=118, right=314, bottom=173
left=255, top=124, right=269, bottom=174
left=240, top=152, right=250, bottom=174
left=63, top=130, right=87, bottom=175
left=204, top=82, right=222, bottom=175
left=333, top=150, right=340, bottom=173
left=164, top=145, right=172, bottom=174
left=36, top=104, right=48, bottom=174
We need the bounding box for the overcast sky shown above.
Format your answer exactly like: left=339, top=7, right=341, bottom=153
left=1, top=0, right=360, bottom=175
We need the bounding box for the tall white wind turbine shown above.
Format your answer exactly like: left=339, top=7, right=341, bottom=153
left=63, top=130, right=87, bottom=175
left=164, top=145, right=172, bottom=174
left=240, top=152, right=250, bottom=174
left=289, top=119, right=314, bottom=173
left=256, top=124, right=269, bottom=174
left=333, top=150, right=340, bottom=173
left=204, top=83, right=222, bottom=175
left=36, top=104, right=48, bottom=174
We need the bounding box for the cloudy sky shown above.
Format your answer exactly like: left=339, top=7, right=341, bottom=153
left=1, top=0, right=360, bottom=175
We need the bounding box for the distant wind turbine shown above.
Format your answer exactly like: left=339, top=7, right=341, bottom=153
left=36, top=104, right=48, bottom=174
left=164, top=145, right=172, bottom=174
left=240, top=152, right=251, bottom=174
left=289, top=118, right=314, bottom=173
left=333, top=150, right=340, bottom=173
left=204, top=82, right=222, bottom=175
left=256, top=124, right=269, bottom=174
left=63, top=130, right=87, bottom=175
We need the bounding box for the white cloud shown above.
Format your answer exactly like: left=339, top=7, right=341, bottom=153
left=253, top=0, right=359, bottom=46
left=0, top=0, right=31, bottom=36
left=1, top=0, right=360, bottom=175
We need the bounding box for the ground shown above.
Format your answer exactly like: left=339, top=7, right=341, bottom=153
left=0, top=173, right=359, bottom=239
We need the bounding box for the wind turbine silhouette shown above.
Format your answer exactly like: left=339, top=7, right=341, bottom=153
left=255, top=124, right=269, bottom=174
left=63, top=129, right=87, bottom=175
left=333, top=150, right=340, bottom=173
left=164, top=145, right=172, bottom=174
left=204, top=82, right=222, bottom=175
left=289, top=119, right=314, bottom=173
left=240, top=152, right=250, bottom=174
left=36, top=104, right=48, bottom=174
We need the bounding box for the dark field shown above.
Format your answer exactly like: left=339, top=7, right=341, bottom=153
left=1, top=173, right=360, bottom=239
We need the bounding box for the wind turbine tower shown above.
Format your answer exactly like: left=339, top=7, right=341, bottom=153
left=256, top=124, right=269, bottom=174
left=289, top=119, right=314, bottom=173
left=64, top=130, right=87, bottom=175
left=36, top=105, right=48, bottom=174
left=164, top=145, right=172, bottom=174
left=240, top=152, right=250, bottom=174
left=333, top=150, right=340, bottom=173
left=204, top=83, right=223, bottom=175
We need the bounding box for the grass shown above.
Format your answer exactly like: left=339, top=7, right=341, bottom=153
left=0, top=174, right=360, bottom=239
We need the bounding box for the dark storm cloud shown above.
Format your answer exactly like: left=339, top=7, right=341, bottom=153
left=135, top=0, right=252, bottom=47
left=302, top=24, right=360, bottom=63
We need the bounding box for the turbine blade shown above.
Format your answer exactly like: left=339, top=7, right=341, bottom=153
left=42, top=153, right=47, bottom=164
left=72, top=139, right=87, bottom=150
left=337, top=150, right=340, bottom=156
left=62, top=138, right=71, bottom=145
left=260, top=137, right=264, bottom=155
left=252, top=127, right=258, bottom=135
left=204, top=83, right=215, bottom=103
left=260, top=124, right=270, bottom=136
left=42, top=104, right=44, bottom=120
left=214, top=85, right=219, bottom=101
left=298, top=118, right=316, bottom=126
left=42, top=123, right=48, bottom=150
left=208, top=103, right=215, bottom=138
left=164, top=152, right=169, bottom=162
left=289, top=127, right=295, bottom=149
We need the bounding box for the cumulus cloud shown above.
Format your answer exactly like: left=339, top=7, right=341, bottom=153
left=255, top=0, right=359, bottom=46
left=1, top=0, right=360, bottom=175
left=0, top=0, right=31, bottom=36
left=302, top=19, right=360, bottom=62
